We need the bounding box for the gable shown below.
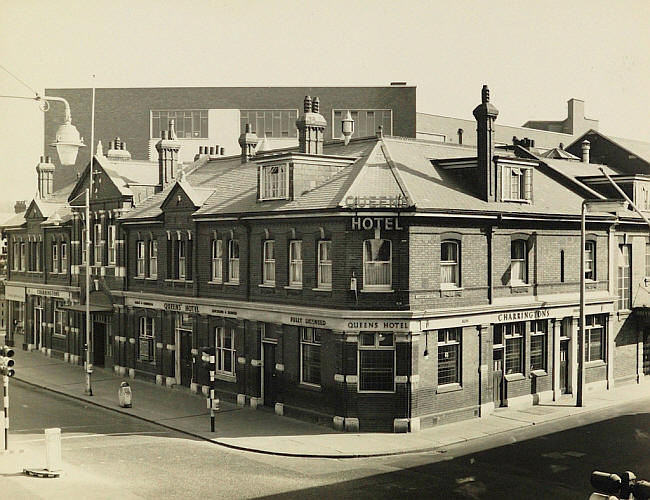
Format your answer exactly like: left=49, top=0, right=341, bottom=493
left=24, top=200, right=44, bottom=221
left=68, top=156, right=127, bottom=205
left=160, top=182, right=199, bottom=212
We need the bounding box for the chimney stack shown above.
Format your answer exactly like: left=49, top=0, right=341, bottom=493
left=106, top=137, right=132, bottom=161
left=36, top=156, right=55, bottom=199
left=238, top=123, right=259, bottom=164
left=472, top=85, right=499, bottom=202
left=296, top=95, right=327, bottom=154
left=14, top=200, right=26, bottom=214
left=156, top=119, right=181, bottom=187
left=581, top=140, right=590, bottom=163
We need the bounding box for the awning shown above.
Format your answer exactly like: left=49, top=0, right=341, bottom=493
left=61, top=304, right=113, bottom=313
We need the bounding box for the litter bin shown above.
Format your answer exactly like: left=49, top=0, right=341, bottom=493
left=118, top=381, right=132, bottom=408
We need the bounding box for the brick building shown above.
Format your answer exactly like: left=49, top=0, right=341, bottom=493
left=5, top=87, right=650, bottom=432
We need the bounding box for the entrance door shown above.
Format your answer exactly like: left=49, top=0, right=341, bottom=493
left=263, top=343, right=276, bottom=407
left=560, top=340, right=569, bottom=393
left=93, top=322, right=105, bottom=367
left=180, top=329, right=192, bottom=387
left=493, top=349, right=505, bottom=407
left=644, top=330, right=650, bottom=376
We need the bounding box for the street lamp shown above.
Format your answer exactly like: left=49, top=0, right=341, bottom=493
left=0, top=93, right=85, bottom=165
left=578, top=198, right=628, bottom=407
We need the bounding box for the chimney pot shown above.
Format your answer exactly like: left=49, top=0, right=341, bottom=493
left=220, top=147, right=225, bottom=155
left=40, top=155, right=44, bottom=163
left=199, top=146, right=204, bottom=154
left=312, top=97, right=320, bottom=114
left=304, top=95, right=312, bottom=113
left=581, top=139, right=590, bottom=163
left=169, top=119, right=176, bottom=139
left=482, top=85, right=490, bottom=104
left=121, top=141, right=126, bottom=150
left=109, top=141, right=114, bottom=150
left=209, top=146, right=215, bottom=155
left=245, top=123, right=251, bottom=133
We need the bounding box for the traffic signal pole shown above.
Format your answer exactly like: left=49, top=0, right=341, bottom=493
left=2, top=374, right=8, bottom=450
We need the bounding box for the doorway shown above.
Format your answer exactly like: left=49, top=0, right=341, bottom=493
left=93, top=321, right=106, bottom=367
left=33, top=302, right=43, bottom=349
left=560, top=339, right=569, bottom=393
left=493, top=349, right=505, bottom=407
left=262, top=342, right=276, bottom=408
left=644, top=330, right=650, bottom=377
left=180, top=329, right=192, bottom=387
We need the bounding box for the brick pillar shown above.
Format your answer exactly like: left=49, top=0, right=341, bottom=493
left=478, top=324, right=493, bottom=417
left=331, top=330, right=346, bottom=429
left=343, top=332, right=359, bottom=432
left=247, top=321, right=262, bottom=405
left=394, top=332, right=411, bottom=432
left=606, top=313, right=614, bottom=390
left=569, top=317, right=578, bottom=395
left=552, top=318, right=561, bottom=400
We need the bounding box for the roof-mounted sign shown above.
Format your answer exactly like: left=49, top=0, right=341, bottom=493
left=345, top=195, right=408, bottom=209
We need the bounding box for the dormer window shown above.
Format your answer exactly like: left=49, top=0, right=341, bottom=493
left=502, top=165, right=532, bottom=202
left=259, top=164, right=288, bottom=200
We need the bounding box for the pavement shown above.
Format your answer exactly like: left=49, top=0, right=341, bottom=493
left=8, top=340, right=650, bottom=458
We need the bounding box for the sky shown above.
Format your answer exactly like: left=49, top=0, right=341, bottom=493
left=1, top=0, right=649, bottom=209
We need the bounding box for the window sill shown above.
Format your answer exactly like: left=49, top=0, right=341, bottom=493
left=586, top=360, right=606, bottom=368
left=312, top=287, right=332, bottom=292
left=224, top=281, right=240, bottom=286
left=502, top=198, right=531, bottom=204
left=284, top=285, right=303, bottom=290
left=164, top=279, right=194, bottom=284
left=299, top=382, right=322, bottom=392
left=258, top=283, right=275, bottom=288
left=215, top=372, right=236, bottom=383
left=134, top=276, right=146, bottom=280
left=530, top=370, right=548, bottom=378
left=504, top=373, right=525, bottom=382
left=207, top=280, right=223, bottom=285
left=436, top=383, right=462, bottom=394
left=52, top=333, right=66, bottom=339
left=361, top=288, right=394, bottom=293
left=357, top=390, right=396, bottom=394
left=439, top=284, right=463, bottom=291
left=146, top=277, right=158, bottom=281
left=510, top=283, right=530, bottom=288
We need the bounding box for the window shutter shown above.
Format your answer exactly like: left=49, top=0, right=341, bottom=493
left=524, top=168, right=533, bottom=201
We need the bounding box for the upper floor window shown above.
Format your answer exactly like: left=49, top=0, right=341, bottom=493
left=211, top=239, right=223, bottom=283
left=618, top=244, right=631, bottom=310
left=289, top=240, right=302, bottom=287
left=317, top=240, right=332, bottom=289
left=240, top=109, right=298, bottom=138
left=228, top=240, right=240, bottom=283
left=136, top=241, right=146, bottom=277
left=502, top=165, right=532, bottom=201
left=511, top=239, right=528, bottom=285
left=20, top=242, right=26, bottom=271
left=263, top=240, right=275, bottom=285
left=358, top=332, right=395, bottom=392
left=177, top=240, right=186, bottom=279
left=52, top=242, right=59, bottom=273
left=333, top=109, right=392, bottom=139
left=12, top=242, right=19, bottom=270
left=81, top=232, right=87, bottom=265
left=645, top=242, right=650, bottom=279
left=585, top=240, right=596, bottom=281
left=440, top=240, right=460, bottom=288
left=363, top=239, right=391, bottom=289
left=151, top=110, right=208, bottom=139
left=259, top=164, right=288, bottom=200
left=108, top=225, right=116, bottom=264
left=300, top=327, right=322, bottom=386
left=149, top=240, right=157, bottom=279
left=94, top=223, right=102, bottom=265
left=438, top=328, right=461, bottom=385
left=61, top=242, right=67, bottom=273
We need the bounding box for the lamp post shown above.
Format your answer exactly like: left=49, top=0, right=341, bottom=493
left=577, top=198, right=628, bottom=407
left=84, top=83, right=96, bottom=396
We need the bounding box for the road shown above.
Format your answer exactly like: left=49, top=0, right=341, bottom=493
left=2, top=380, right=650, bottom=499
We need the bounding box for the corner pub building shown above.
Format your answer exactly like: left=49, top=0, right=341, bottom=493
left=5, top=87, right=650, bottom=432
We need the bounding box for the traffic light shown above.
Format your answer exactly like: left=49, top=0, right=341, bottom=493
left=0, top=345, right=15, bottom=377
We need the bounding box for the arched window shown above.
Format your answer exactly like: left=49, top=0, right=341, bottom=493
left=363, top=239, right=392, bottom=289
left=441, top=240, right=460, bottom=287
left=511, top=239, right=528, bottom=284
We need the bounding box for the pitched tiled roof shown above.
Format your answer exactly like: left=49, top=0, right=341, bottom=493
left=607, top=135, right=650, bottom=165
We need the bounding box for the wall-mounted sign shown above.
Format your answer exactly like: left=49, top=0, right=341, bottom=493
left=351, top=216, right=403, bottom=231
left=496, top=309, right=550, bottom=322
left=345, top=195, right=408, bottom=209
left=287, top=315, right=327, bottom=327
left=345, top=319, right=409, bottom=331
left=26, top=287, right=71, bottom=300
left=126, top=297, right=237, bottom=317
left=5, top=285, right=25, bottom=303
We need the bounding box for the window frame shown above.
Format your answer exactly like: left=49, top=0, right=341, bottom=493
left=289, top=240, right=303, bottom=287
left=52, top=242, right=59, bottom=274
left=617, top=244, right=632, bottom=310
left=20, top=242, right=26, bottom=271
left=332, top=109, right=393, bottom=139
left=585, top=314, right=606, bottom=362
left=317, top=240, right=332, bottom=289
left=495, top=322, right=525, bottom=376
left=530, top=319, right=547, bottom=372
left=53, top=300, right=66, bottom=337
left=262, top=240, right=275, bottom=286
left=177, top=239, right=186, bottom=279
left=510, top=239, right=528, bottom=285
left=259, top=164, right=288, bottom=201
left=215, top=326, right=236, bottom=376
left=151, top=109, right=209, bottom=139
left=363, top=239, right=392, bottom=290
left=502, top=165, right=532, bottom=201
left=211, top=239, right=223, bottom=283
left=228, top=239, right=240, bottom=283
left=136, top=240, right=146, bottom=277
left=94, top=223, right=102, bottom=265
left=60, top=241, right=67, bottom=274
left=437, top=328, right=461, bottom=386
left=358, top=332, right=396, bottom=393
left=108, top=224, right=116, bottom=265
left=440, top=239, right=461, bottom=288
left=300, top=327, right=322, bottom=387
left=149, top=239, right=157, bottom=279
left=138, top=316, right=155, bottom=363
left=585, top=240, right=596, bottom=281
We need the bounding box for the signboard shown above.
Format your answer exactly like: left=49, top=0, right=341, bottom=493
left=26, top=287, right=71, bottom=300
left=126, top=297, right=238, bottom=318
left=351, top=216, right=403, bottom=231
left=4, top=285, right=25, bottom=303
left=286, top=315, right=328, bottom=328
left=496, top=309, right=550, bottom=322
left=345, top=319, right=410, bottom=332
left=345, top=195, right=408, bottom=209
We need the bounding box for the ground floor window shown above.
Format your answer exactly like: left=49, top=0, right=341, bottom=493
left=437, top=328, right=461, bottom=385
left=585, top=314, right=606, bottom=362
left=300, top=327, right=323, bottom=386
left=494, top=322, right=524, bottom=375
left=138, top=317, right=155, bottom=363
left=216, top=326, right=235, bottom=376
left=530, top=320, right=547, bottom=371
left=54, top=301, right=66, bottom=337
left=358, top=332, right=395, bottom=392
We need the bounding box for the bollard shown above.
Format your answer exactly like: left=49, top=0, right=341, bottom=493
left=44, top=428, right=62, bottom=472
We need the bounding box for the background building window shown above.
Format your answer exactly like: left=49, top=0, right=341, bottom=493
left=228, top=240, right=240, bottom=283
left=438, top=328, right=461, bottom=385
left=358, top=332, right=395, bottom=392
left=151, top=110, right=208, bottom=139
left=216, top=326, right=235, bottom=376
left=108, top=225, right=116, bottom=264
left=495, top=322, right=524, bottom=375
left=149, top=240, right=157, bottom=278
left=263, top=240, right=275, bottom=285
left=585, top=241, right=596, bottom=280
left=300, top=327, right=322, bottom=386
left=585, top=315, right=606, bottom=362
left=240, top=109, right=298, bottom=138
left=441, top=240, right=460, bottom=287
left=511, top=239, right=528, bottom=284
left=138, top=317, right=155, bottom=363
left=618, top=244, right=631, bottom=310
left=289, top=240, right=302, bottom=287
left=530, top=320, right=547, bottom=371
left=502, top=166, right=532, bottom=201
left=136, top=241, right=146, bottom=277
left=317, top=240, right=332, bottom=289
left=211, top=239, right=223, bottom=282
left=259, top=165, right=287, bottom=200
left=363, top=239, right=391, bottom=289
left=52, top=243, right=59, bottom=273
left=333, top=109, right=392, bottom=139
